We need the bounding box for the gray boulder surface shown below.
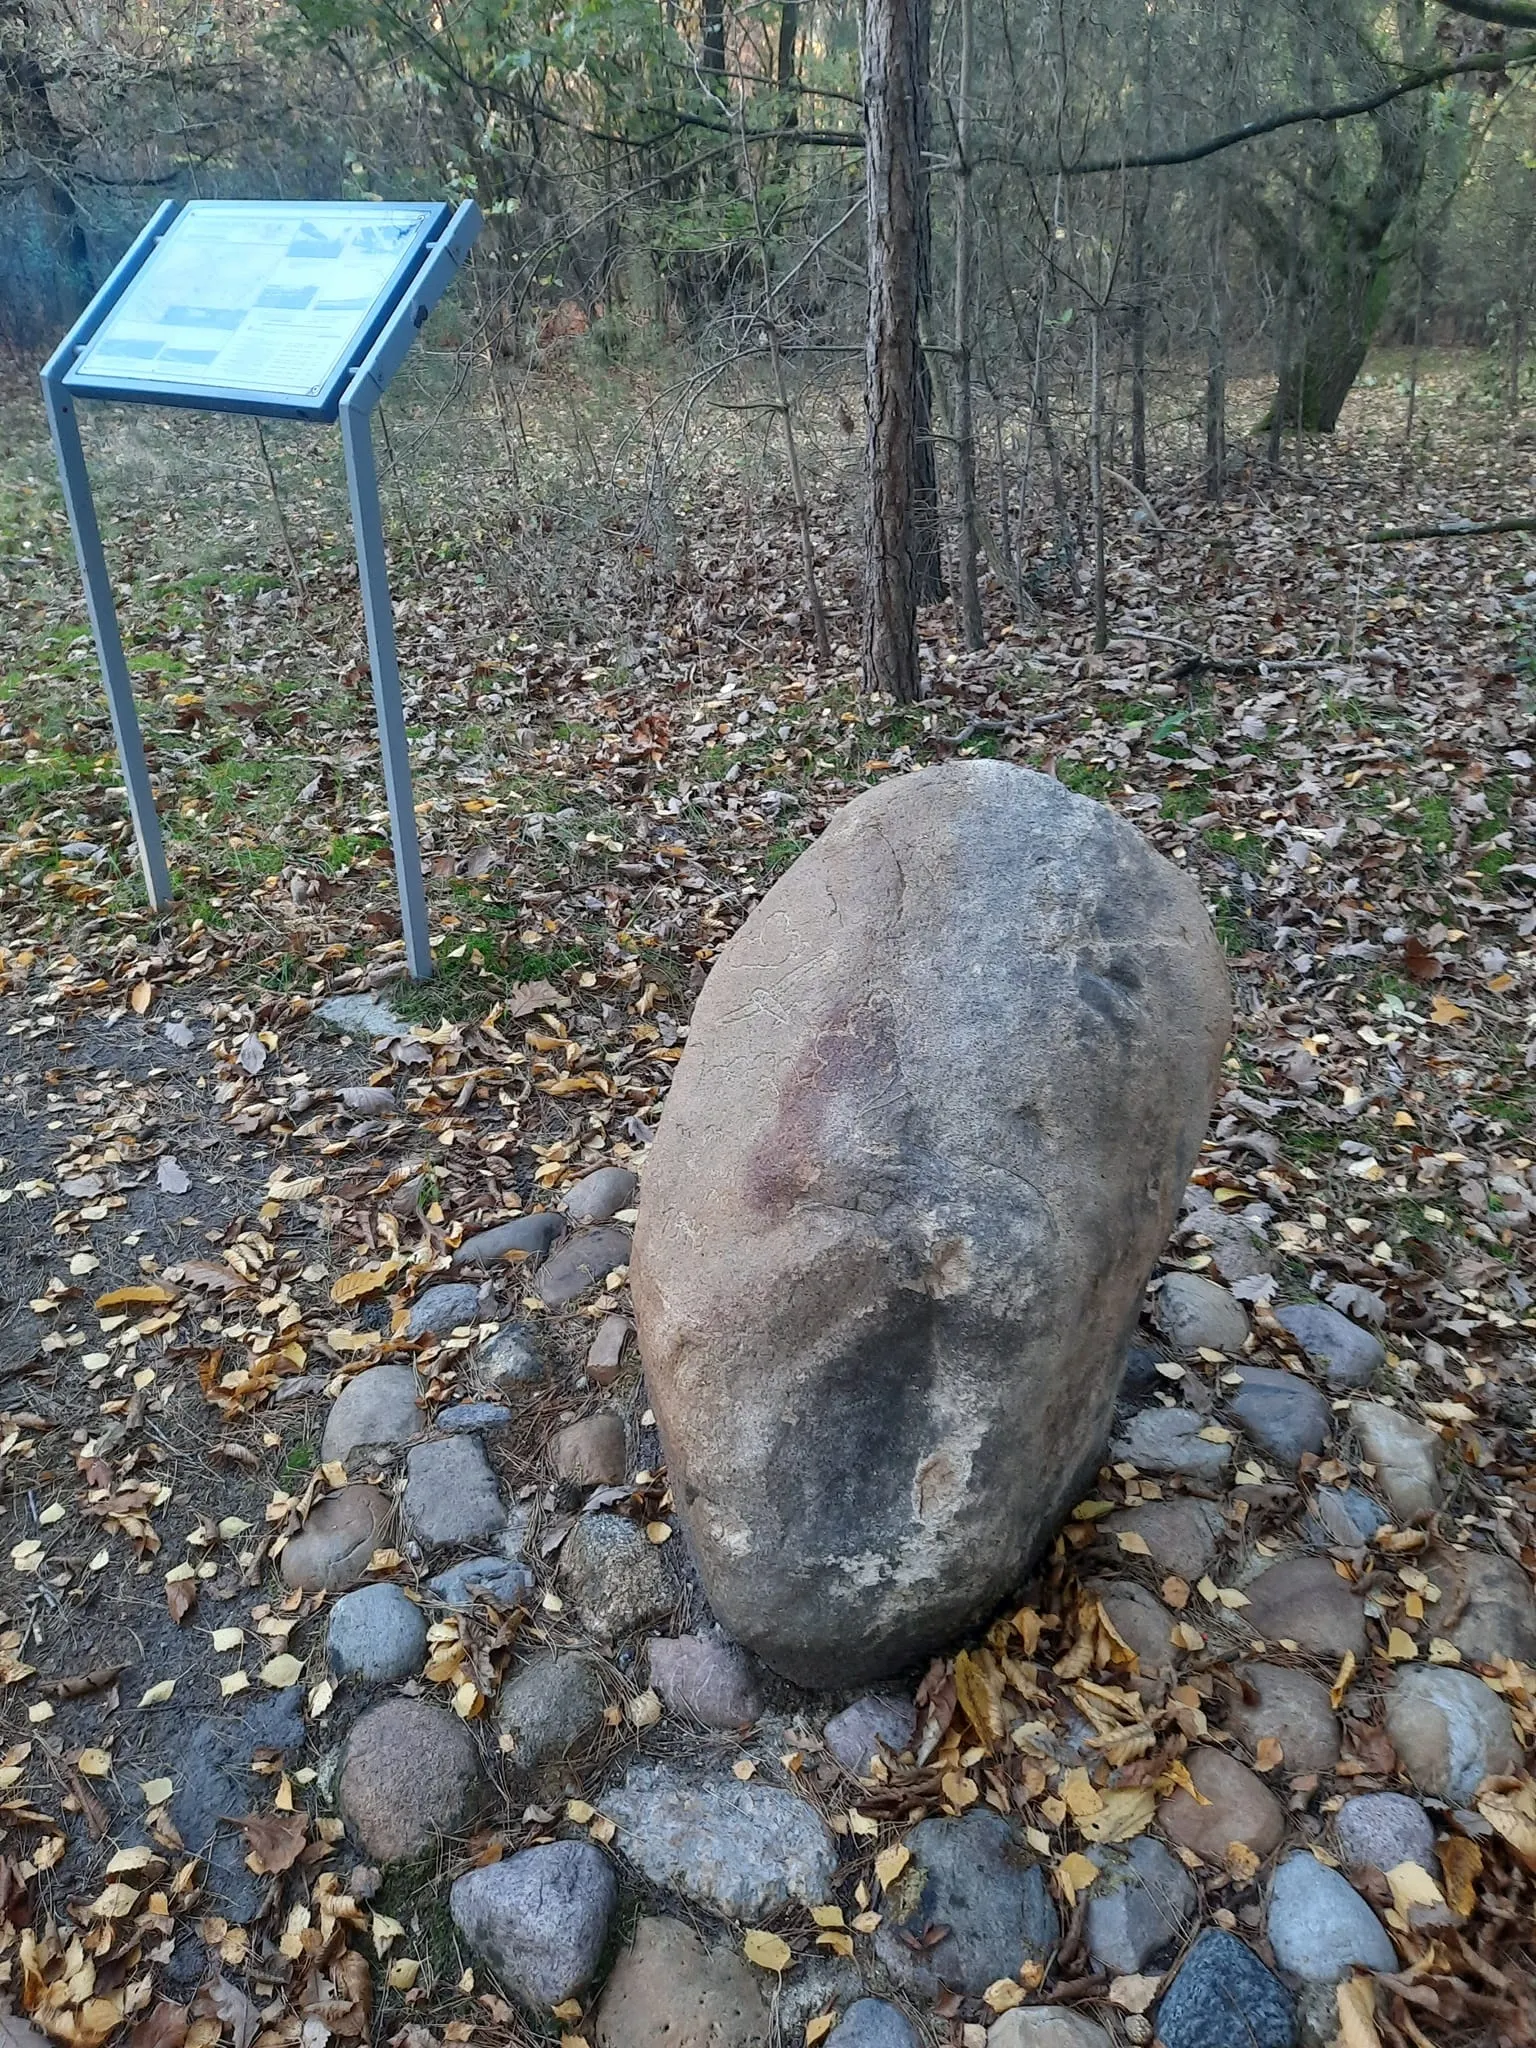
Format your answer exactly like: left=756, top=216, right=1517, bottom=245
left=320, top=1363, right=421, bottom=1466
left=874, top=1807, right=1058, bottom=1998
left=602, top=1763, right=837, bottom=1921
left=631, top=762, right=1229, bottom=1685
left=1276, top=1302, right=1384, bottom=1389
left=326, top=1583, right=426, bottom=1684
left=1266, top=1852, right=1395, bottom=1983
left=449, top=1843, right=616, bottom=2011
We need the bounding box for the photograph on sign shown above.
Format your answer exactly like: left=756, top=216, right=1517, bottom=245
left=66, top=201, right=441, bottom=409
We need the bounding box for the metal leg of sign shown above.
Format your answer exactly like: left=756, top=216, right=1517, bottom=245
left=39, top=374, right=173, bottom=912
left=338, top=400, right=433, bottom=982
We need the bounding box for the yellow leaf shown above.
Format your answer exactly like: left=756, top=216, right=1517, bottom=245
left=1330, top=1651, right=1357, bottom=1710
left=1385, top=1861, right=1445, bottom=1921
left=1476, top=1782, right=1536, bottom=1869
left=387, top=1960, right=420, bottom=1993
left=1115, top=1530, right=1152, bottom=1557
left=372, top=1912, right=407, bottom=1954
left=941, top=1769, right=979, bottom=1810
left=733, top=1759, right=757, bottom=1780
left=1159, top=1759, right=1209, bottom=1806
left=645, top=1521, right=673, bottom=1544
left=76, top=1748, right=113, bottom=1778
left=816, top=1931, right=854, bottom=1958
left=139, top=1776, right=174, bottom=1804
left=97, top=1284, right=177, bottom=1311
left=1437, top=1836, right=1482, bottom=1917
left=1056, top=1851, right=1100, bottom=1907
left=1429, top=994, right=1469, bottom=1027
left=1078, top=1786, right=1157, bottom=1843
left=220, top=1672, right=251, bottom=1698
left=1062, top=1767, right=1104, bottom=1820
left=1385, top=1628, right=1418, bottom=1663
left=91, top=1880, right=140, bottom=1919
left=259, top=1653, right=303, bottom=1689
left=628, top=1687, right=662, bottom=1728
left=212, top=1626, right=245, bottom=1653
left=1226, top=1841, right=1261, bottom=1881
left=810, top=1905, right=845, bottom=1929
left=330, top=1262, right=400, bottom=1304
left=743, top=1930, right=792, bottom=1973
left=954, top=1647, right=1007, bottom=1750
left=137, top=1680, right=176, bottom=1708
left=1336, top=1974, right=1381, bottom=2048
left=983, top=1980, right=1026, bottom=2013
left=806, top=2019, right=837, bottom=2047
left=551, top=2005, right=584, bottom=2024
left=130, top=982, right=153, bottom=1015
left=874, top=1844, right=910, bottom=1892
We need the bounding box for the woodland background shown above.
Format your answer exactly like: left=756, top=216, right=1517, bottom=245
left=5, top=0, right=1536, bottom=702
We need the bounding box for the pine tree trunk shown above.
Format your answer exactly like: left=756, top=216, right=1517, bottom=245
left=950, top=0, right=983, bottom=650
left=862, top=0, right=939, bottom=699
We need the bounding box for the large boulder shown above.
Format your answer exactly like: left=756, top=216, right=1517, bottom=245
left=633, top=762, right=1229, bottom=1685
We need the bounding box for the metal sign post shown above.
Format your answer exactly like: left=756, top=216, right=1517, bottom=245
left=39, top=196, right=482, bottom=980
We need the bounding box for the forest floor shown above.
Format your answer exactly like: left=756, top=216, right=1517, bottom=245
left=0, top=346, right=1534, bottom=2048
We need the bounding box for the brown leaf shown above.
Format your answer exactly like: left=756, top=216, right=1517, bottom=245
left=1402, top=935, right=1441, bottom=984
left=39, top=1664, right=126, bottom=1699
left=1437, top=1835, right=1483, bottom=1917
left=166, top=1577, right=197, bottom=1625
left=128, top=2003, right=189, bottom=2048
left=192, top=1973, right=259, bottom=2048
left=238, top=1809, right=308, bottom=1875
left=179, top=1261, right=248, bottom=1294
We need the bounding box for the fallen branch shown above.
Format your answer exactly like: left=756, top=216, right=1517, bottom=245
left=1369, top=513, right=1536, bottom=541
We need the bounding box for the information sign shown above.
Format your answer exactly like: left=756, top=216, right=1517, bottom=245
left=66, top=201, right=443, bottom=419
left=41, top=197, right=483, bottom=979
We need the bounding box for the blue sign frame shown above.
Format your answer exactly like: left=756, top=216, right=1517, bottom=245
left=40, top=197, right=483, bottom=980
left=63, top=201, right=449, bottom=423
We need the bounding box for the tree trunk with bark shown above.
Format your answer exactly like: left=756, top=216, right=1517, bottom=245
left=1256, top=94, right=1432, bottom=433
left=950, top=0, right=983, bottom=650
left=862, top=0, right=941, bottom=699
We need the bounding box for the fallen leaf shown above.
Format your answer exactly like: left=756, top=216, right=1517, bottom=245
left=239, top=1810, right=308, bottom=1875
left=982, top=1980, right=1025, bottom=2013
left=1476, top=1780, right=1536, bottom=1868
left=742, top=1929, right=792, bottom=1973
left=193, top=1971, right=260, bottom=2048
left=1336, top=1974, right=1381, bottom=2048
left=1055, top=1850, right=1100, bottom=1907
left=1437, top=1835, right=1482, bottom=1916
left=1329, top=1651, right=1356, bottom=1710
left=875, top=1843, right=911, bottom=1891
left=1429, top=993, right=1469, bottom=1027
left=1385, top=1860, right=1445, bottom=1920
left=1078, top=1785, right=1157, bottom=1842
left=128, top=2004, right=188, bottom=2048
left=329, top=1263, right=399, bottom=1304
left=137, top=1679, right=176, bottom=1708
left=157, top=1157, right=191, bottom=1196
left=259, top=1653, right=303, bottom=1689
left=97, top=1284, right=177, bottom=1312
left=130, top=982, right=153, bottom=1015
